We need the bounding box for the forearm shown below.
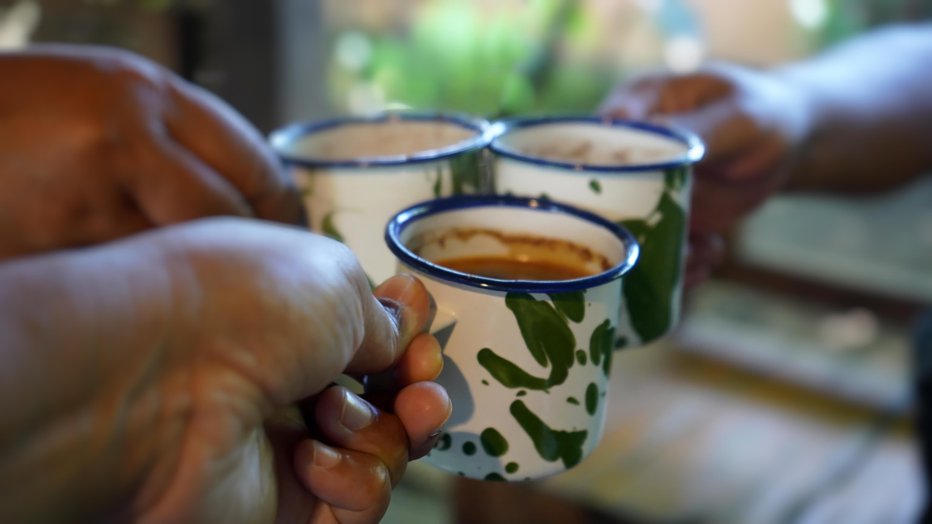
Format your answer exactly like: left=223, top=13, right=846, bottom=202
left=779, top=23, right=932, bottom=194
left=0, top=239, right=186, bottom=522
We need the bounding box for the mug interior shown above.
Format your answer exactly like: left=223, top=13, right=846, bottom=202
left=491, top=118, right=701, bottom=170
left=387, top=196, right=638, bottom=293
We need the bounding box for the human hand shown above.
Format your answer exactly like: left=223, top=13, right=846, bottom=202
left=141, top=221, right=450, bottom=523
left=600, top=63, right=811, bottom=285
left=40, top=219, right=450, bottom=523
left=0, top=45, right=302, bottom=259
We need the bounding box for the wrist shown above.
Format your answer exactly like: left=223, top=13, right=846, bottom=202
left=0, top=241, right=192, bottom=522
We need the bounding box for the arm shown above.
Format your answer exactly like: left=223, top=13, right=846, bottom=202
left=600, top=23, right=932, bottom=285
left=604, top=23, right=932, bottom=197
left=779, top=23, right=932, bottom=193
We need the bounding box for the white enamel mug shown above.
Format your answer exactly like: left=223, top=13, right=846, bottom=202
left=385, top=195, right=639, bottom=481
left=270, top=112, right=494, bottom=283
left=490, top=117, right=704, bottom=347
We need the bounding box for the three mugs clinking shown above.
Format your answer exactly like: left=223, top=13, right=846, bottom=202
left=269, top=113, right=704, bottom=481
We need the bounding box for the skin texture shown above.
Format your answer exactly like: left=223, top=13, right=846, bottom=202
left=0, top=44, right=303, bottom=259
left=0, top=219, right=451, bottom=524
left=600, top=23, right=932, bottom=285
left=0, top=45, right=450, bottom=523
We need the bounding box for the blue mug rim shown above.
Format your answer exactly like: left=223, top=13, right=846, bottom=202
left=384, top=195, right=640, bottom=293
left=270, top=111, right=493, bottom=169
left=488, top=115, right=705, bottom=173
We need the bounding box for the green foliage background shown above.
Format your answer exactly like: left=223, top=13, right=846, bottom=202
left=326, top=0, right=616, bottom=118
left=325, top=0, right=932, bottom=118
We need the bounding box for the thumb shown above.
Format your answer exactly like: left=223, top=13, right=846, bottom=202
left=345, top=274, right=433, bottom=375
left=651, top=97, right=753, bottom=168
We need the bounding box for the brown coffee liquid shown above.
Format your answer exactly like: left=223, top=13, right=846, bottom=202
left=436, top=255, right=594, bottom=281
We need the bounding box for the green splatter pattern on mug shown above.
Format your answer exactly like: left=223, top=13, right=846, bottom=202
left=511, top=170, right=688, bottom=347
left=618, top=167, right=688, bottom=343
left=388, top=195, right=637, bottom=482
left=490, top=118, right=703, bottom=346
left=429, top=291, right=617, bottom=480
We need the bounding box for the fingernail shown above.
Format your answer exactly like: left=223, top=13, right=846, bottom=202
left=430, top=393, right=453, bottom=438
left=383, top=274, right=420, bottom=313
left=378, top=275, right=420, bottom=338
left=379, top=298, right=403, bottom=324
left=340, top=388, right=375, bottom=432
left=312, top=441, right=341, bottom=469
left=424, top=431, right=443, bottom=453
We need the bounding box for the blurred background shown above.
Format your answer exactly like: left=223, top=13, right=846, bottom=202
left=2, top=1, right=929, bottom=522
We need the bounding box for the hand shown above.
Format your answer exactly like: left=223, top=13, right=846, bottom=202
left=127, top=220, right=450, bottom=523
left=0, top=219, right=448, bottom=523
left=0, top=45, right=302, bottom=259
left=600, top=63, right=810, bottom=285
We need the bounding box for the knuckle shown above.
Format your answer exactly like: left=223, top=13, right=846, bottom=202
left=89, top=47, right=173, bottom=103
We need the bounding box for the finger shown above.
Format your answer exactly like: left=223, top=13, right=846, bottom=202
left=43, top=194, right=153, bottom=251
left=359, top=331, right=443, bottom=410
left=602, top=72, right=755, bottom=170
left=373, top=274, right=434, bottom=345
left=653, top=70, right=736, bottom=113
left=714, top=127, right=791, bottom=184
left=652, top=98, right=756, bottom=166
left=598, top=91, right=656, bottom=119
left=123, top=134, right=253, bottom=224
left=599, top=70, right=734, bottom=118
left=313, top=385, right=409, bottom=484
left=312, top=384, right=450, bottom=477
left=689, top=173, right=756, bottom=234
left=78, top=207, right=152, bottom=246
left=293, top=439, right=391, bottom=521
left=684, top=231, right=725, bottom=289
left=164, top=79, right=304, bottom=225
left=394, top=381, right=451, bottom=459
left=690, top=137, right=788, bottom=233
left=393, top=333, right=443, bottom=385
left=598, top=78, right=662, bottom=119
left=346, top=274, right=433, bottom=375
left=606, top=78, right=726, bottom=147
